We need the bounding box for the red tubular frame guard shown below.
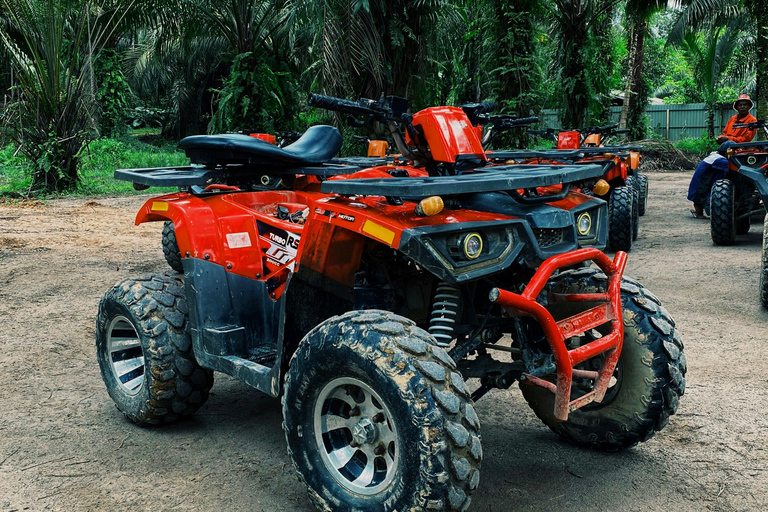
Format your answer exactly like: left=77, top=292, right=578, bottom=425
left=489, top=248, right=627, bottom=422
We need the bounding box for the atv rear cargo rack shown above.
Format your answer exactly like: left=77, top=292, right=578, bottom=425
left=114, top=163, right=360, bottom=188
left=321, top=164, right=604, bottom=197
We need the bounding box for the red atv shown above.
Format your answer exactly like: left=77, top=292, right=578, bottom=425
left=481, top=122, right=646, bottom=252
left=96, top=94, right=685, bottom=512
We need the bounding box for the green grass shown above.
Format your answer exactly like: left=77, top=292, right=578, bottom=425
left=674, top=136, right=718, bottom=157
left=0, top=135, right=187, bottom=197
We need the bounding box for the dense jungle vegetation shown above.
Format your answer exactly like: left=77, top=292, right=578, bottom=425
left=0, top=0, right=766, bottom=195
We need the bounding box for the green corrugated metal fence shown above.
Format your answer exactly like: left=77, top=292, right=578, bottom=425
left=538, top=103, right=759, bottom=141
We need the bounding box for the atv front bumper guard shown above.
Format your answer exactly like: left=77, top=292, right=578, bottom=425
left=489, top=248, right=627, bottom=422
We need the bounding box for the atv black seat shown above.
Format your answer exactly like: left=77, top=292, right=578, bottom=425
left=179, top=125, right=342, bottom=167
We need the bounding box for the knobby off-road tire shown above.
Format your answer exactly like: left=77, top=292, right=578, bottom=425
left=519, top=268, right=686, bottom=451
left=162, top=221, right=184, bottom=273
left=638, top=173, right=648, bottom=216
left=608, top=186, right=634, bottom=252
left=96, top=273, right=214, bottom=425
left=625, top=177, right=640, bottom=241
left=760, top=214, right=768, bottom=309
left=283, top=310, right=481, bottom=512
left=710, top=179, right=737, bottom=245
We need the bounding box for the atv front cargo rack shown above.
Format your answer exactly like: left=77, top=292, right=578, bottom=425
left=321, top=164, right=604, bottom=197
left=488, top=146, right=642, bottom=161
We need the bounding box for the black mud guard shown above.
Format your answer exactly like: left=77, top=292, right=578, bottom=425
left=183, top=258, right=287, bottom=397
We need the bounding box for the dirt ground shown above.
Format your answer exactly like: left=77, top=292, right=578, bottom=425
left=1, top=170, right=767, bottom=512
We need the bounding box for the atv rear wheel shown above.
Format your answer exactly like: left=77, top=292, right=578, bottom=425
left=162, top=221, right=184, bottom=273
left=710, top=179, right=737, bottom=245
left=632, top=187, right=639, bottom=241
left=519, top=268, right=686, bottom=451
left=761, top=214, right=768, bottom=309
left=95, top=274, right=214, bottom=425
left=625, top=177, right=639, bottom=241
left=283, top=310, right=480, bottom=512
left=637, top=173, right=648, bottom=216
left=608, top=186, right=633, bottom=251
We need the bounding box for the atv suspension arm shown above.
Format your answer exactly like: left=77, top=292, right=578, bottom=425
left=489, top=248, right=627, bottom=422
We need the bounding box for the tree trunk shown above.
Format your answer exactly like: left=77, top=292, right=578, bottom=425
left=706, top=103, right=715, bottom=139
left=619, top=18, right=646, bottom=133
left=755, top=0, right=768, bottom=139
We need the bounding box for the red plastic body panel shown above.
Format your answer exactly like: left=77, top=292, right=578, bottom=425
left=491, top=248, right=627, bottom=421
left=135, top=180, right=520, bottom=299
left=408, top=107, right=488, bottom=164
left=556, top=131, right=581, bottom=150
left=250, top=133, right=276, bottom=145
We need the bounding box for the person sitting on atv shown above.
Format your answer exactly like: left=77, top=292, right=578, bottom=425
left=716, top=94, right=757, bottom=144
left=688, top=141, right=733, bottom=218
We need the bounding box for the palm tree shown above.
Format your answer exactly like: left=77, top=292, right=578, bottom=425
left=310, top=0, right=450, bottom=103
left=548, top=0, right=621, bottom=129
left=0, top=0, right=122, bottom=192
left=673, top=17, right=748, bottom=137
left=618, top=0, right=667, bottom=139
left=669, top=0, right=765, bottom=137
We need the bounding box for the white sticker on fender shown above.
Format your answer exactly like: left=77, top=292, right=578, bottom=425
left=226, top=232, right=252, bottom=248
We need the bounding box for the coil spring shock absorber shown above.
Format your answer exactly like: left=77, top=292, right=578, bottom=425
left=429, top=283, right=461, bottom=347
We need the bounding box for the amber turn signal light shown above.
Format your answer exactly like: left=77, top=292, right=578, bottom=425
left=592, top=179, right=610, bottom=196
left=415, top=196, right=444, bottom=217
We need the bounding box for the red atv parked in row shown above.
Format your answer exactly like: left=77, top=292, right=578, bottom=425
left=470, top=117, right=646, bottom=252
left=96, top=94, right=685, bottom=512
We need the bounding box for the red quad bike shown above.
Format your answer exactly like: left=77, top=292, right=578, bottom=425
left=484, top=121, right=646, bottom=252
left=95, top=94, right=686, bottom=512
left=705, top=119, right=768, bottom=307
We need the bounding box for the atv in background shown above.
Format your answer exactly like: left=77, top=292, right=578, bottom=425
left=709, top=120, right=768, bottom=246
left=484, top=122, right=645, bottom=252
left=96, top=93, right=685, bottom=512
left=704, top=119, right=768, bottom=308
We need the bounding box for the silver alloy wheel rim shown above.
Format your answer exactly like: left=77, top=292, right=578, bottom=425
left=313, top=377, right=399, bottom=496
left=107, top=316, right=145, bottom=395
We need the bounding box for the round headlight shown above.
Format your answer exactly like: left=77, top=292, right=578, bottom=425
left=577, top=213, right=592, bottom=236
left=463, top=233, right=483, bottom=259
left=747, top=156, right=757, bottom=165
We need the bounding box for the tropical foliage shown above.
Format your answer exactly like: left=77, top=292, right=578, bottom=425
left=0, top=0, right=762, bottom=193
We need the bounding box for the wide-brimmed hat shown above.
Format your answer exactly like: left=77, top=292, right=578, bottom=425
left=733, top=94, right=754, bottom=110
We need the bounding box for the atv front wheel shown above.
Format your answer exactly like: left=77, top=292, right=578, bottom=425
left=608, top=186, right=634, bottom=251
left=710, top=179, right=737, bottom=245
left=761, top=214, right=768, bottom=309
left=162, top=221, right=184, bottom=273
left=95, top=274, right=214, bottom=425
left=283, top=310, right=480, bottom=512
left=520, top=268, right=686, bottom=451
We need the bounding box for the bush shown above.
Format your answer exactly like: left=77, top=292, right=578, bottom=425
left=674, top=136, right=718, bottom=158
left=1, top=135, right=186, bottom=197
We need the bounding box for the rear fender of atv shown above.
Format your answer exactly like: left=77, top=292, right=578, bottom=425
left=135, top=193, right=224, bottom=271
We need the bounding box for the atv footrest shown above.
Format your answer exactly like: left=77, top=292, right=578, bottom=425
left=489, top=248, right=627, bottom=422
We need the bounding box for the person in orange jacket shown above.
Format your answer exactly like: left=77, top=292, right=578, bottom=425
left=716, top=94, right=757, bottom=144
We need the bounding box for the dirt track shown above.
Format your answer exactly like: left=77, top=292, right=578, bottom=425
left=1, top=170, right=767, bottom=512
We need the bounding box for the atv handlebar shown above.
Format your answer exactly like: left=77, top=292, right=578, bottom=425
left=461, top=102, right=497, bottom=125
left=308, top=93, right=412, bottom=125
left=308, top=94, right=378, bottom=117
left=734, top=119, right=768, bottom=129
